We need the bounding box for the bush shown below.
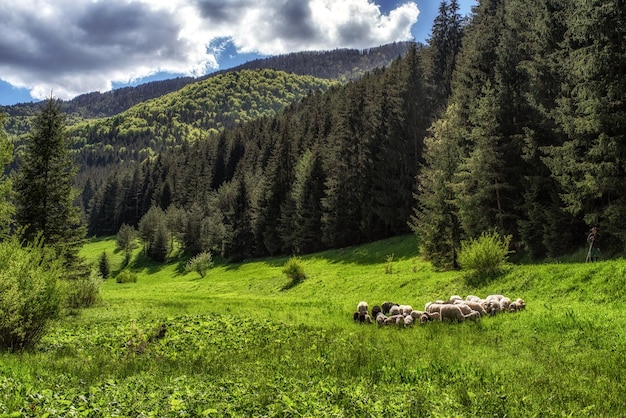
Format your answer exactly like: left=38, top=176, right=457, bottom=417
left=116, top=271, right=138, bottom=284
left=282, top=257, right=307, bottom=290
left=65, top=270, right=102, bottom=309
left=457, top=230, right=512, bottom=285
left=0, top=235, right=63, bottom=352
left=185, top=251, right=214, bottom=278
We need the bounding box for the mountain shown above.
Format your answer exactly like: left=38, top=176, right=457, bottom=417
left=1, top=42, right=413, bottom=126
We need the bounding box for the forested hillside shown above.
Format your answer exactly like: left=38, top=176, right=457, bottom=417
left=1, top=42, right=412, bottom=127
left=86, top=0, right=625, bottom=265
left=67, top=69, right=335, bottom=180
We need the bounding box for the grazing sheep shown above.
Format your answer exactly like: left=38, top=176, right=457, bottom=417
left=420, top=311, right=440, bottom=324
left=358, top=312, right=367, bottom=323
left=509, top=302, right=519, bottom=312
left=449, top=295, right=463, bottom=303
left=515, top=298, right=526, bottom=310
left=401, top=305, right=413, bottom=316
left=486, top=294, right=505, bottom=303
left=376, top=312, right=386, bottom=327
left=486, top=301, right=501, bottom=316
left=439, top=305, right=466, bottom=322
left=404, top=315, right=414, bottom=327
left=385, top=315, right=403, bottom=326
left=465, top=302, right=487, bottom=316
left=357, top=301, right=369, bottom=314
left=464, top=311, right=481, bottom=322
left=465, top=295, right=482, bottom=303
left=381, top=302, right=397, bottom=315
left=364, top=314, right=372, bottom=324
left=456, top=304, right=473, bottom=315
left=389, top=305, right=401, bottom=316
left=500, top=297, right=512, bottom=311
left=425, top=303, right=445, bottom=315
left=410, top=310, right=423, bottom=320
left=371, top=305, right=382, bottom=319
left=396, top=315, right=405, bottom=326
left=353, top=312, right=360, bottom=322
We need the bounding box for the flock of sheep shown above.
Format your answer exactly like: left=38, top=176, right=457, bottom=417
left=353, top=294, right=526, bottom=327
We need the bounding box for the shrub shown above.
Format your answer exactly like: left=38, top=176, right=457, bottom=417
left=457, top=230, right=512, bottom=285
left=185, top=251, right=214, bottom=278
left=282, top=257, right=307, bottom=290
left=0, top=235, right=63, bottom=352
left=65, top=270, right=102, bottom=309
left=116, top=271, right=138, bottom=284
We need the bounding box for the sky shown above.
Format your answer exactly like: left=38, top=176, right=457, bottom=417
left=0, top=0, right=476, bottom=106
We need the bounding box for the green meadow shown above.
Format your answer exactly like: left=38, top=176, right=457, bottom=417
left=2, top=235, right=626, bottom=417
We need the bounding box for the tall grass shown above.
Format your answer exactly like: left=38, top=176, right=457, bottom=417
left=0, top=235, right=624, bottom=416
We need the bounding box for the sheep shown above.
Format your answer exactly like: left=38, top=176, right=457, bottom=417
left=515, top=298, right=526, bottom=310
left=425, top=303, right=445, bottom=315
left=371, top=305, right=382, bottom=319
left=509, top=301, right=519, bottom=312
left=381, top=302, right=397, bottom=315
left=465, top=295, right=482, bottom=303
left=389, top=305, right=401, bottom=316
left=376, top=312, right=386, bottom=327
left=410, top=310, right=423, bottom=320
left=449, top=295, right=463, bottom=303
left=404, top=315, right=414, bottom=327
left=439, top=305, right=466, bottom=322
left=500, top=297, right=512, bottom=311
left=401, top=305, right=413, bottom=316
left=357, top=301, right=369, bottom=314
left=364, top=314, right=372, bottom=324
left=396, top=315, right=405, bottom=326
left=353, top=312, right=360, bottom=322
left=385, top=314, right=403, bottom=326
left=465, top=302, right=487, bottom=316
left=419, top=311, right=441, bottom=324
left=486, top=300, right=501, bottom=316
left=456, top=304, right=473, bottom=315
left=464, top=311, right=481, bottom=322
left=486, top=294, right=505, bottom=303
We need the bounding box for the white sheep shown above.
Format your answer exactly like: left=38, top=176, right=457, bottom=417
left=464, top=311, right=481, bottom=322
left=456, top=304, right=473, bottom=315
left=515, top=298, right=526, bottom=310
left=465, top=302, right=487, bottom=316
left=376, top=312, right=386, bottom=327
left=439, top=305, right=466, bottom=322
left=357, top=301, right=369, bottom=314
left=465, top=295, right=482, bottom=303
left=410, top=310, right=423, bottom=320
left=500, top=297, right=512, bottom=311
left=389, top=305, right=401, bottom=316
left=401, top=305, right=413, bottom=316
left=404, top=315, right=414, bottom=327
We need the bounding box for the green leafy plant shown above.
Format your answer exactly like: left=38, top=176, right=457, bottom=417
left=185, top=251, right=214, bottom=278
left=385, top=253, right=394, bottom=274
left=282, top=257, right=307, bottom=290
left=65, top=270, right=102, bottom=309
left=0, top=234, right=63, bottom=351
left=457, top=230, right=512, bottom=284
left=116, top=271, right=138, bottom=284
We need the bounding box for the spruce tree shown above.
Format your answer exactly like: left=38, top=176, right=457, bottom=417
left=0, top=113, right=14, bottom=234
left=15, top=98, right=85, bottom=261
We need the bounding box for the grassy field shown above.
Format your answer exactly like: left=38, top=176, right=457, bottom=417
left=1, top=235, right=625, bottom=417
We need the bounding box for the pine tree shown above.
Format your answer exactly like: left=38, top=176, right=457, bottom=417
left=0, top=113, right=14, bottom=234
left=15, top=98, right=85, bottom=261
left=546, top=0, right=626, bottom=251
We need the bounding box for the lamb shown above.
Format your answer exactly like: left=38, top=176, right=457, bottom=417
left=376, top=312, right=386, bottom=327
left=404, top=315, right=414, bottom=327
left=357, top=301, right=369, bottom=314
left=439, top=305, right=466, bottom=322
left=515, top=298, right=526, bottom=310
left=371, top=305, right=382, bottom=319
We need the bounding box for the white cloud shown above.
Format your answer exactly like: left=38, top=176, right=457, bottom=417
left=0, top=0, right=419, bottom=101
